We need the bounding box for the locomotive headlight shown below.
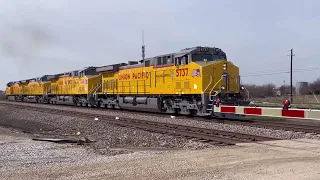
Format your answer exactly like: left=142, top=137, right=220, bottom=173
left=223, top=63, right=227, bottom=71
left=221, top=86, right=225, bottom=90
left=240, top=86, right=245, bottom=90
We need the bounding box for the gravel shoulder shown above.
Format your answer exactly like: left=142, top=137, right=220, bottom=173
left=1, top=127, right=320, bottom=180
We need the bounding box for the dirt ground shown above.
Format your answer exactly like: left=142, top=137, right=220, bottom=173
left=1, top=125, right=320, bottom=180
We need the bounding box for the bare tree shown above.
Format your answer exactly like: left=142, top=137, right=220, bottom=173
left=309, top=78, right=320, bottom=94
left=243, top=83, right=276, bottom=98
left=279, top=85, right=296, bottom=95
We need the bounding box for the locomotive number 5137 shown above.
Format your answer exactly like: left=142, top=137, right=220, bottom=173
left=176, top=68, right=188, bottom=77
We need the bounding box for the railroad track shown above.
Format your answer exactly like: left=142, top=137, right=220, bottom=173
left=0, top=102, right=279, bottom=145
left=2, top=101, right=320, bottom=135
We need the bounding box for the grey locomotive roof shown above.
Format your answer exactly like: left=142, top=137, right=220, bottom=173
left=17, top=78, right=37, bottom=84
left=41, top=75, right=56, bottom=81
left=144, top=47, right=197, bottom=60
left=96, top=63, right=127, bottom=72
left=175, top=47, right=197, bottom=56
left=119, top=63, right=144, bottom=70
left=80, top=66, right=98, bottom=72
left=141, top=46, right=224, bottom=61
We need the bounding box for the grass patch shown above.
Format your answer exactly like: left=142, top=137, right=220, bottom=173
left=250, top=95, right=320, bottom=109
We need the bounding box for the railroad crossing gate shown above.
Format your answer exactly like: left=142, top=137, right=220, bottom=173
left=214, top=105, right=320, bottom=121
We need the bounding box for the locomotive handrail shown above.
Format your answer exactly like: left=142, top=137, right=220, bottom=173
left=95, top=83, right=102, bottom=93
left=202, top=75, right=212, bottom=105
left=87, top=83, right=102, bottom=100
left=88, top=85, right=96, bottom=94
left=209, top=77, right=222, bottom=97
left=203, top=76, right=213, bottom=93
left=88, top=83, right=101, bottom=95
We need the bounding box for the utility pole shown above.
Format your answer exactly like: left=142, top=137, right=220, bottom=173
left=289, top=48, right=295, bottom=103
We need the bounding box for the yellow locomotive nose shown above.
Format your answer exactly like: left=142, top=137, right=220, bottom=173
left=205, top=60, right=241, bottom=93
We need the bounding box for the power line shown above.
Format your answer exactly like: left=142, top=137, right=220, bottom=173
left=241, top=71, right=290, bottom=77
left=243, top=67, right=320, bottom=75
left=241, top=67, right=320, bottom=77
left=244, top=68, right=293, bottom=74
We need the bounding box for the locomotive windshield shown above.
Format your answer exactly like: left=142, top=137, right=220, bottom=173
left=190, top=47, right=227, bottom=62
left=192, top=53, right=226, bottom=62
left=192, top=54, right=213, bottom=62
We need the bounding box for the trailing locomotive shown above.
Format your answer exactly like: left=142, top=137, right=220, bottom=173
left=5, top=46, right=249, bottom=117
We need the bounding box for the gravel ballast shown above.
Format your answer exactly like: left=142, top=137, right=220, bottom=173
left=1, top=101, right=319, bottom=141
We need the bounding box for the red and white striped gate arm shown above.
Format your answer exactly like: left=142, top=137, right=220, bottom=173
left=214, top=105, right=320, bottom=120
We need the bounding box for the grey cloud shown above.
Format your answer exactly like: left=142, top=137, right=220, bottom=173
left=0, top=20, right=54, bottom=63
left=1, top=0, right=320, bottom=89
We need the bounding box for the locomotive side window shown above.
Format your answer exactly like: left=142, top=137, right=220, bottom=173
left=162, top=56, right=167, bottom=65
left=175, top=57, right=181, bottom=66
left=175, top=55, right=189, bottom=66
left=181, top=55, right=189, bottom=65
left=157, top=57, right=162, bottom=65
left=167, top=56, right=173, bottom=64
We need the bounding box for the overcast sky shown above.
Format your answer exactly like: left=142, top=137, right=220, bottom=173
left=1, top=0, right=320, bottom=89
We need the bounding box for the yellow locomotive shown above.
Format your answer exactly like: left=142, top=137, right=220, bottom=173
left=5, top=46, right=248, bottom=116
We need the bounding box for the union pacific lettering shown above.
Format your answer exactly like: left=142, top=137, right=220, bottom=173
left=132, top=72, right=149, bottom=79
left=119, top=72, right=150, bottom=80
left=119, top=74, right=130, bottom=80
